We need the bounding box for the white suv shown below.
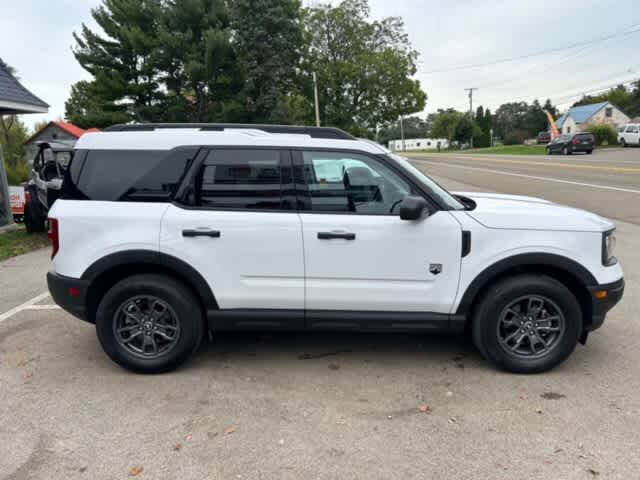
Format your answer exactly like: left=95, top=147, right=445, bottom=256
left=47, top=124, right=624, bottom=374
left=619, top=123, right=640, bottom=147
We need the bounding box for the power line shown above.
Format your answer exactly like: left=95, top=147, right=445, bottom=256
left=419, top=22, right=640, bottom=74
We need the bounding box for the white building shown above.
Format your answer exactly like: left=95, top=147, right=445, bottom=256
left=388, top=138, right=449, bottom=151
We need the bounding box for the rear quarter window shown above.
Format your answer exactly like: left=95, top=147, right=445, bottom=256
left=71, top=148, right=197, bottom=201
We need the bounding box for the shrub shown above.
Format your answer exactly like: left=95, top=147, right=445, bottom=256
left=585, top=123, right=618, bottom=146
left=503, top=129, right=528, bottom=145
left=3, top=159, right=30, bottom=185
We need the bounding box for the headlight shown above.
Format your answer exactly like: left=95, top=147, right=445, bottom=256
left=602, top=229, right=617, bottom=266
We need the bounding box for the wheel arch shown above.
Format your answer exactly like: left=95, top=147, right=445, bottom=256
left=457, top=253, right=596, bottom=330
left=82, top=250, right=218, bottom=323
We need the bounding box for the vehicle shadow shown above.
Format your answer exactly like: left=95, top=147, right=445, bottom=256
left=189, top=330, right=486, bottom=372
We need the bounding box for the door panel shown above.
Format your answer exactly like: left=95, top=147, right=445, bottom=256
left=161, top=206, right=304, bottom=310
left=300, top=212, right=462, bottom=313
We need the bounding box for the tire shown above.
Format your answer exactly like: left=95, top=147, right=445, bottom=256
left=621, top=138, right=626, bottom=148
left=24, top=200, right=46, bottom=233
left=24, top=204, right=34, bottom=233
left=472, top=274, right=582, bottom=374
left=545, top=147, right=551, bottom=155
left=95, top=274, right=204, bottom=373
left=587, top=149, right=593, bottom=155
left=562, top=146, right=570, bottom=155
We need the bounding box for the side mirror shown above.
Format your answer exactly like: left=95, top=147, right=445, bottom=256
left=399, top=196, right=429, bottom=221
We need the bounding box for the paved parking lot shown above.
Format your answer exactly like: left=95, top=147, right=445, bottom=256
left=1, top=157, right=639, bottom=479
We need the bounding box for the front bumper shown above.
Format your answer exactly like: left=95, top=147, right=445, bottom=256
left=586, top=277, right=625, bottom=332
left=47, top=271, right=91, bottom=323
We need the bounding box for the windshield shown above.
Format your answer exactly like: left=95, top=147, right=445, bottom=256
left=387, top=153, right=465, bottom=210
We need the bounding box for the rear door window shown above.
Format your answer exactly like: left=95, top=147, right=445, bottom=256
left=195, top=149, right=291, bottom=210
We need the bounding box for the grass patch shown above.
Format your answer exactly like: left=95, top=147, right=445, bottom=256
left=0, top=225, right=50, bottom=261
left=459, top=145, right=548, bottom=155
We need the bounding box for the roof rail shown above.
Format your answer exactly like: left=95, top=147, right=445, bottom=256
left=103, top=123, right=356, bottom=140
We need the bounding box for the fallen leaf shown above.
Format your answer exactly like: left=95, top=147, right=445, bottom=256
left=535, top=408, right=543, bottom=414
left=418, top=404, right=432, bottom=414
left=587, top=468, right=600, bottom=477
left=448, top=416, right=457, bottom=424
left=173, top=443, right=182, bottom=451
left=224, top=425, right=237, bottom=435
left=128, top=465, right=144, bottom=476
left=184, top=433, right=192, bottom=441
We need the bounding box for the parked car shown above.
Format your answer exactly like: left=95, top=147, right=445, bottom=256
left=24, top=141, right=74, bottom=233
left=618, top=123, right=640, bottom=147
left=536, top=131, right=551, bottom=144
left=545, top=133, right=594, bottom=155
left=47, top=124, right=624, bottom=374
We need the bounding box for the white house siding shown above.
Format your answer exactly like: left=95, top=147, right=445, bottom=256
left=562, top=117, right=578, bottom=134
left=586, top=106, right=630, bottom=130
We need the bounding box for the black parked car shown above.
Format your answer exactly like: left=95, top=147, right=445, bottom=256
left=546, top=133, right=594, bottom=155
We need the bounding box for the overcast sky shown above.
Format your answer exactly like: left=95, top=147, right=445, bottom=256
left=1, top=0, right=639, bottom=131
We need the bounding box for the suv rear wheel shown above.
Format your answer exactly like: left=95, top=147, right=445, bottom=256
left=472, top=274, right=582, bottom=373
left=96, top=274, right=204, bottom=373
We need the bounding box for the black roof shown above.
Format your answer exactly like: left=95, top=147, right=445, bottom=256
left=0, top=58, right=49, bottom=114
left=104, top=123, right=356, bottom=140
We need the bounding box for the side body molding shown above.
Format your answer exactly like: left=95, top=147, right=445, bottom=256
left=456, top=252, right=598, bottom=315
left=81, top=250, right=218, bottom=310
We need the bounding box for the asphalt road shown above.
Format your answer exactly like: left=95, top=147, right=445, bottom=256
left=1, top=162, right=639, bottom=479
left=407, top=147, right=640, bottom=225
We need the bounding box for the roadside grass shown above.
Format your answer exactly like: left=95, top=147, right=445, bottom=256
left=0, top=225, right=49, bottom=261
left=459, top=145, right=548, bottom=155
left=406, top=145, right=548, bottom=155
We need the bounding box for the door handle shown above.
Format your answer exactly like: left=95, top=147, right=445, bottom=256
left=317, top=231, right=356, bottom=240
left=182, top=229, right=221, bottom=238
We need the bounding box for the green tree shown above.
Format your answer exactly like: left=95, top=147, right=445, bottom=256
left=572, top=84, right=633, bottom=114
left=158, top=0, right=243, bottom=122
left=629, top=81, right=640, bottom=118
left=431, top=109, right=462, bottom=141
left=231, top=0, right=304, bottom=123
left=72, top=0, right=167, bottom=123
left=453, top=115, right=480, bottom=146
left=493, top=101, right=529, bottom=140
left=377, top=116, right=428, bottom=145
left=303, top=0, right=426, bottom=136
left=65, top=80, right=130, bottom=129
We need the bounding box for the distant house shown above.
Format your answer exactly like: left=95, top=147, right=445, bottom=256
left=24, top=121, right=99, bottom=161
left=388, top=138, right=449, bottom=151
left=555, top=102, right=629, bottom=135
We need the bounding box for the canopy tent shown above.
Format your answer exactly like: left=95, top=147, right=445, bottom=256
left=0, top=58, right=49, bottom=227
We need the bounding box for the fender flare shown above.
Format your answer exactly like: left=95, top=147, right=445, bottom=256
left=456, top=252, right=597, bottom=315
left=81, top=250, right=218, bottom=310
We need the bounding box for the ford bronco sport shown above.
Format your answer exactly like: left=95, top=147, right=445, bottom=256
left=47, top=124, right=624, bottom=374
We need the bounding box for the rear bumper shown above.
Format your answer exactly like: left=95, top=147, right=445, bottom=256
left=586, top=277, right=625, bottom=331
left=47, top=271, right=91, bottom=323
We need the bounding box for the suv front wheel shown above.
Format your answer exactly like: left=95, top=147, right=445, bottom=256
left=96, top=274, right=204, bottom=373
left=472, top=274, right=582, bottom=373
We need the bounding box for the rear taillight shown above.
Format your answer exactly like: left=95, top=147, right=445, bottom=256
left=48, top=218, right=59, bottom=259
left=572, top=138, right=581, bottom=145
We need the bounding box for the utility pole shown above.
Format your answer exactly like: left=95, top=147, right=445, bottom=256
left=312, top=72, right=320, bottom=127
left=465, top=88, right=478, bottom=148
left=399, top=115, right=405, bottom=152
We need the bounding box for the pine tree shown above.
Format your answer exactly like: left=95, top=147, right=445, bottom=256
left=231, top=0, right=305, bottom=123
